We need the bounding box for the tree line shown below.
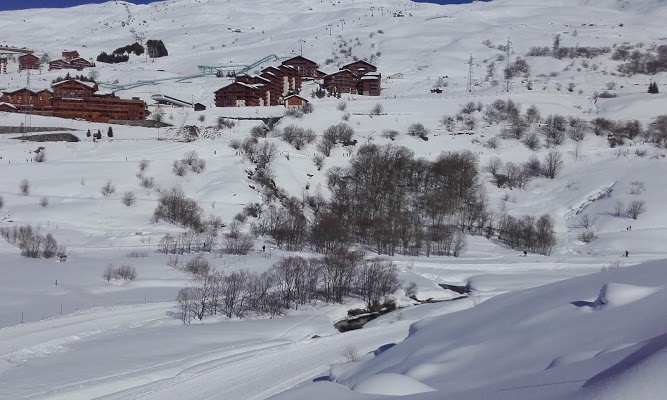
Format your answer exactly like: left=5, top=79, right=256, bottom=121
left=175, top=252, right=399, bottom=324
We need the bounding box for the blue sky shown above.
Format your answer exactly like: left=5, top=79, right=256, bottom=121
left=0, top=0, right=480, bottom=12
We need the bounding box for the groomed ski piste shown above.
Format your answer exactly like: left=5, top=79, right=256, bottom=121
left=1, top=0, right=667, bottom=398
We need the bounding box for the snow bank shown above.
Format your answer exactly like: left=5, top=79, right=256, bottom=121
left=352, top=373, right=436, bottom=396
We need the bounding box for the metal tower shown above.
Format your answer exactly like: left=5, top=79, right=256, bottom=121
left=504, top=37, right=512, bottom=93
left=466, top=54, right=474, bottom=93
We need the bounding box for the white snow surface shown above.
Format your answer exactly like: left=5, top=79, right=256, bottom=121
left=0, top=0, right=667, bottom=398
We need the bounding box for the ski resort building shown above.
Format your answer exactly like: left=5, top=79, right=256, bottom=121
left=49, top=50, right=94, bottom=71
left=323, top=69, right=359, bottom=94
left=215, top=64, right=301, bottom=108
left=281, top=56, right=319, bottom=78
left=283, top=94, right=309, bottom=110
left=0, top=58, right=6, bottom=74
left=61, top=50, right=80, bottom=62
left=0, top=102, right=17, bottom=112
left=0, top=79, right=146, bottom=122
left=323, top=61, right=382, bottom=96
left=18, top=54, right=40, bottom=71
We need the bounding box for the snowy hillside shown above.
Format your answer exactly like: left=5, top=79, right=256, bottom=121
left=1, top=0, right=667, bottom=398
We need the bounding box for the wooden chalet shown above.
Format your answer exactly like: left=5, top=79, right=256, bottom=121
left=18, top=54, right=40, bottom=71
left=323, top=69, right=358, bottom=94
left=281, top=56, right=319, bottom=78
left=0, top=79, right=146, bottom=122
left=50, top=57, right=94, bottom=71
left=341, top=60, right=377, bottom=77
left=359, top=72, right=382, bottom=96
left=0, top=102, right=17, bottom=113
left=283, top=94, right=309, bottom=110
left=0, top=88, right=52, bottom=111
left=215, top=81, right=268, bottom=107
left=61, top=50, right=80, bottom=62
left=52, top=79, right=98, bottom=98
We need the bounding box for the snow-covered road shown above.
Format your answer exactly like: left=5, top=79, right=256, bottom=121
left=0, top=302, right=410, bottom=400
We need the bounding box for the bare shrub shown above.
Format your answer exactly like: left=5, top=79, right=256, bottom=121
left=191, top=158, right=206, bottom=174
left=0, top=195, right=3, bottom=210
left=19, top=179, right=30, bottom=196
left=281, top=125, right=317, bottom=150
left=152, top=186, right=203, bottom=230
left=139, top=159, right=150, bottom=172
left=404, top=281, right=418, bottom=298
left=166, top=255, right=181, bottom=269
left=579, top=214, right=596, bottom=229
left=100, top=180, right=116, bottom=197
left=522, top=131, right=541, bottom=150
left=381, top=129, right=399, bottom=140
left=224, top=229, right=254, bottom=255
left=34, top=151, right=46, bottom=162
left=406, top=123, right=429, bottom=139
left=185, top=255, right=210, bottom=276
left=626, top=200, right=646, bottom=219
left=140, top=176, right=156, bottom=189
left=337, top=101, right=347, bottom=111
left=42, top=233, right=58, bottom=258
left=342, top=345, right=359, bottom=362
left=40, top=196, right=49, bottom=207
left=217, top=117, right=236, bottom=129
left=250, top=124, right=270, bottom=138
left=229, top=138, right=242, bottom=150
left=115, top=264, right=137, bottom=280
left=172, top=160, right=188, bottom=176
left=313, top=153, right=326, bottom=170
left=122, top=191, right=136, bottom=206
left=370, top=103, right=383, bottom=115
left=577, top=230, right=597, bottom=243
left=126, top=250, right=148, bottom=258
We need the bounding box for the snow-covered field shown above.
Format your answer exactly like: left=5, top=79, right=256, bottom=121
left=1, top=0, right=667, bottom=398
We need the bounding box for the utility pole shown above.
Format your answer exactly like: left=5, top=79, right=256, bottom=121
left=298, top=39, right=306, bottom=56
left=24, top=70, right=32, bottom=132
left=340, top=19, right=345, bottom=31
left=370, top=6, right=374, bottom=17
left=504, top=37, right=512, bottom=93
left=326, top=24, right=332, bottom=35
left=379, top=7, right=384, bottom=16
left=466, top=54, right=475, bottom=93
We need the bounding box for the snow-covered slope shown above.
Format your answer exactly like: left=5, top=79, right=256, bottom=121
left=1, top=0, right=667, bottom=398
left=276, top=259, right=667, bottom=400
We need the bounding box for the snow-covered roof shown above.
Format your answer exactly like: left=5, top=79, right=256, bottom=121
left=284, top=94, right=309, bottom=102
left=361, top=75, right=380, bottom=80
left=51, top=79, right=97, bottom=89
left=0, top=102, right=17, bottom=109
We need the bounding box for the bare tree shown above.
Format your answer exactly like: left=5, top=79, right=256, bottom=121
left=543, top=150, right=564, bottom=179
left=626, top=200, right=646, bottom=220
left=370, top=103, right=383, bottom=115
left=355, top=259, right=400, bottom=311
left=19, top=179, right=30, bottom=196
left=42, top=233, right=58, bottom=258
left=404, top=282, right=418, bottom=299
left=139, top=159, right=150, bottom=172
left=103, top=264, right=114, bottom=282
left=0, top=195, right=4, bottom=210
left=342, top=345, right=359, bottom=362
left=312, top=153, right=325, bottom=170
left=40, top=196, right=49, bottom=207
left=122, top=191, right=136, bottom=206
left=612, top=200, right=625, bottom=217
left=100, top=180, right=116, bottom=197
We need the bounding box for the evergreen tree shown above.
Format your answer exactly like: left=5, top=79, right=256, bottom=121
left=648, top=81, right=660, bottom=94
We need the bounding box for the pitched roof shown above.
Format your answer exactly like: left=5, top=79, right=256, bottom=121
left=51, top=79, right=98, bottom=90
left=282, top=55, right=318, bottom=66
left=0, top=102, right=17, bottom=109
left=283, top=94, right=309, bottom=102
left=342, top=60, right=376, bottom=69
left=324, top=69, right=355, bottom=78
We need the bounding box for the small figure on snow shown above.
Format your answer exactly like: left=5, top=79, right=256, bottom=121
left=625, top=250, right=629, bottom=257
